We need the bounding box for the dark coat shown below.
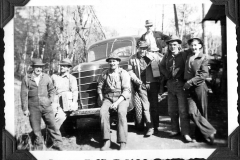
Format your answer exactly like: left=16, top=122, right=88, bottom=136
left=184, top=50, right=209, bottom=86
left=21, top=73, right=55, bottom=111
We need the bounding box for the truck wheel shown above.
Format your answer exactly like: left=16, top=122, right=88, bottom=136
left=133, top=91, right=144, bottom=131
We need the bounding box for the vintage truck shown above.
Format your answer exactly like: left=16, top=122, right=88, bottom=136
left=70, top=36, right=144, bottom=130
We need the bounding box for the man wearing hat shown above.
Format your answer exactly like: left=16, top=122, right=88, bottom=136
left=184, top=38, right=216, bottom=144
left=21, top=58, right=63, bottom=150
left=160, top=36, right=192, bottom=142
left=97, top=52, right=131, bottom=150
left=139, top=20, right=170, bottom=54
left=129, top=40, right=162, bottom=135
left=51, top=58, right=78, bottom=130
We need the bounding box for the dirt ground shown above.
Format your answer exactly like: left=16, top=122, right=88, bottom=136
left=14, top=77, right=228, bottom=151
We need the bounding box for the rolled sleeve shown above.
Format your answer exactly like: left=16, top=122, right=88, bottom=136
left=97, top=71, right=106, bottom=95
left=71, top=76, right=78, bottom=102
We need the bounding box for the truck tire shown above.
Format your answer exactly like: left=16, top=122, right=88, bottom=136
left=133, top=91, right=144, bottom=131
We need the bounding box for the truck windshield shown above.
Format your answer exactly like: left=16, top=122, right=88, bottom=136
left=88, top=40, right=133, bottom=62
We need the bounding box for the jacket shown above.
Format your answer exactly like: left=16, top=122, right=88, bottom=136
left=129, top=51, right=162, bottom=83
left=21, top=73, right=55, bottom=111
left=139, top=31, right=170, bottom=53
left=184, top=50, right=209, bottom=86
left=160, top=49, right=189, bottom=80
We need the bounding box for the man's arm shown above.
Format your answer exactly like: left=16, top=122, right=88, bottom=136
left=187, top=58, right=209, bottom=86
left=120, top=70, right=131, bottom=100
left=159, top=54, right=170, bottom=79
left=71, top=76, right=78, bottom=103
left=97, top=70, right=107, bottom=102
left=47, top=74, right=56, bottom=103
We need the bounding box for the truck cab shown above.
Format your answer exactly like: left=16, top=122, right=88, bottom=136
left=70, top=36, right=140, bottom=117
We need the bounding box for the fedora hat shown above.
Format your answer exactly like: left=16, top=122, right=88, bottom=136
left=166, top=35, right=182, bottom=44
left=187, top=37, right=203, bottom=45
left=31, top=58, right=45, bottom=66
left=145, top=20, right=153, bottom=27
left=59, top=58, right=72, bottom=67
left=106, top=52, right=121, bottom=62
left=137, top=41, right=149, bottom=48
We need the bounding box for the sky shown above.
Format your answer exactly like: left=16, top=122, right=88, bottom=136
left=94, top=2, right=221, bottom=37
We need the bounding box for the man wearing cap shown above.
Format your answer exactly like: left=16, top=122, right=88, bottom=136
left=21, top=58, right=63, bottom=150
left=98, top=52, right=131, bottom=150
left=129, top=40, right=162, bottom=134
left=160, top=36, right=192, bottom=142
left=139, top=20, right=170, bottom=54
left=51, top=58, right=78, bottom=130
left=184, top=38, right=216, bottom=144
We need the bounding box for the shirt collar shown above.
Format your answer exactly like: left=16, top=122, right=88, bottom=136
left=30, top=72, right=42, bottom=80
left=189, top=50, right=204, bottom=59
left=61, top=72, right=70, bottom=78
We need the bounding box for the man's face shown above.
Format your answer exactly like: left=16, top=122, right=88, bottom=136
left=145, top=25, right=153, bottom=32
left=60, top=65, right=70, bottom=73
left=168, top=41, right=180, bottom=54
left=138, top=47, right=148, bottom=57
left=108, top=59, right=119, bottom=70
left=190, top=40, right=202, bottom=54
left=33, top=66, right=43, bottom=76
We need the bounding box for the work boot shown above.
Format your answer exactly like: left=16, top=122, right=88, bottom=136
left=119, top=142, right=126, bottom=150
left=145, top=128, right=154, bottom=137
left=100, top=140, right=110, bottom=151
left=183, top=134, right=193, bottom=143
left=169, top=131, right=181, bottom=137
left=206, top=133, right=215, bottom=145
left=52, top=142, right=64, bottom=151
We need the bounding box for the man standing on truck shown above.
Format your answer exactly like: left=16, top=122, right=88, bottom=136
left=51, top=58, right=78, bottom=131
left=139, top=19, right=170, bottom=54
left=139, top=19, right=170, bottom=95
left=160, top=36, right=192, bottom=142
left=21, top=58, right=63, bottom=150
left=97, top=52, right=131, bottom=151
left=129, top=41, right=162, bottom=135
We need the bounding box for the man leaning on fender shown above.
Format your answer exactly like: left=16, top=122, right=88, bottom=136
left=20, top=58, right=63, bottom=151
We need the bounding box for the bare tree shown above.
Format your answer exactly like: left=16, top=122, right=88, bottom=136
left=173, top=4, right=179, bottom=36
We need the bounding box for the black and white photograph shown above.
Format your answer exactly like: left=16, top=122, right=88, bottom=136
left=3, top=0, right=238, bottom=159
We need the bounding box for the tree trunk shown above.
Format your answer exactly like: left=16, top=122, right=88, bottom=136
left=173, top=4, right=179, bottom=36
left=162, top=5, right=164, bottom=32
left=202, top=4, right=208, bottom=56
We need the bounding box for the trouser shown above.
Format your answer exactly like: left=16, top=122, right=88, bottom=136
left=52, top=95, right=66, bottom=130
left=28, top=104, right=62, bottom=149
left=186, top=83, right=216, bottom=139
left=137, top=85, right=153, bottom=128
left=167, top=79, right=191, bottom=135
left=100, top=93, right=129, bottom=143
left=146, top=82, right=160, bottom=130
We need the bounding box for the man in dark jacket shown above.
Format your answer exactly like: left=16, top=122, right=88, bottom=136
left=160, top=36, right=192, bottom=142
left=21, top=58, right=63, bottom=151
left=139, top=20, right=170, bottom=54
left=183, top=38, right=216, bottom=144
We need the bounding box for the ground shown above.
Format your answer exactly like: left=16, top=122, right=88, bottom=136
left=14, top=77, right=228, bottom=151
